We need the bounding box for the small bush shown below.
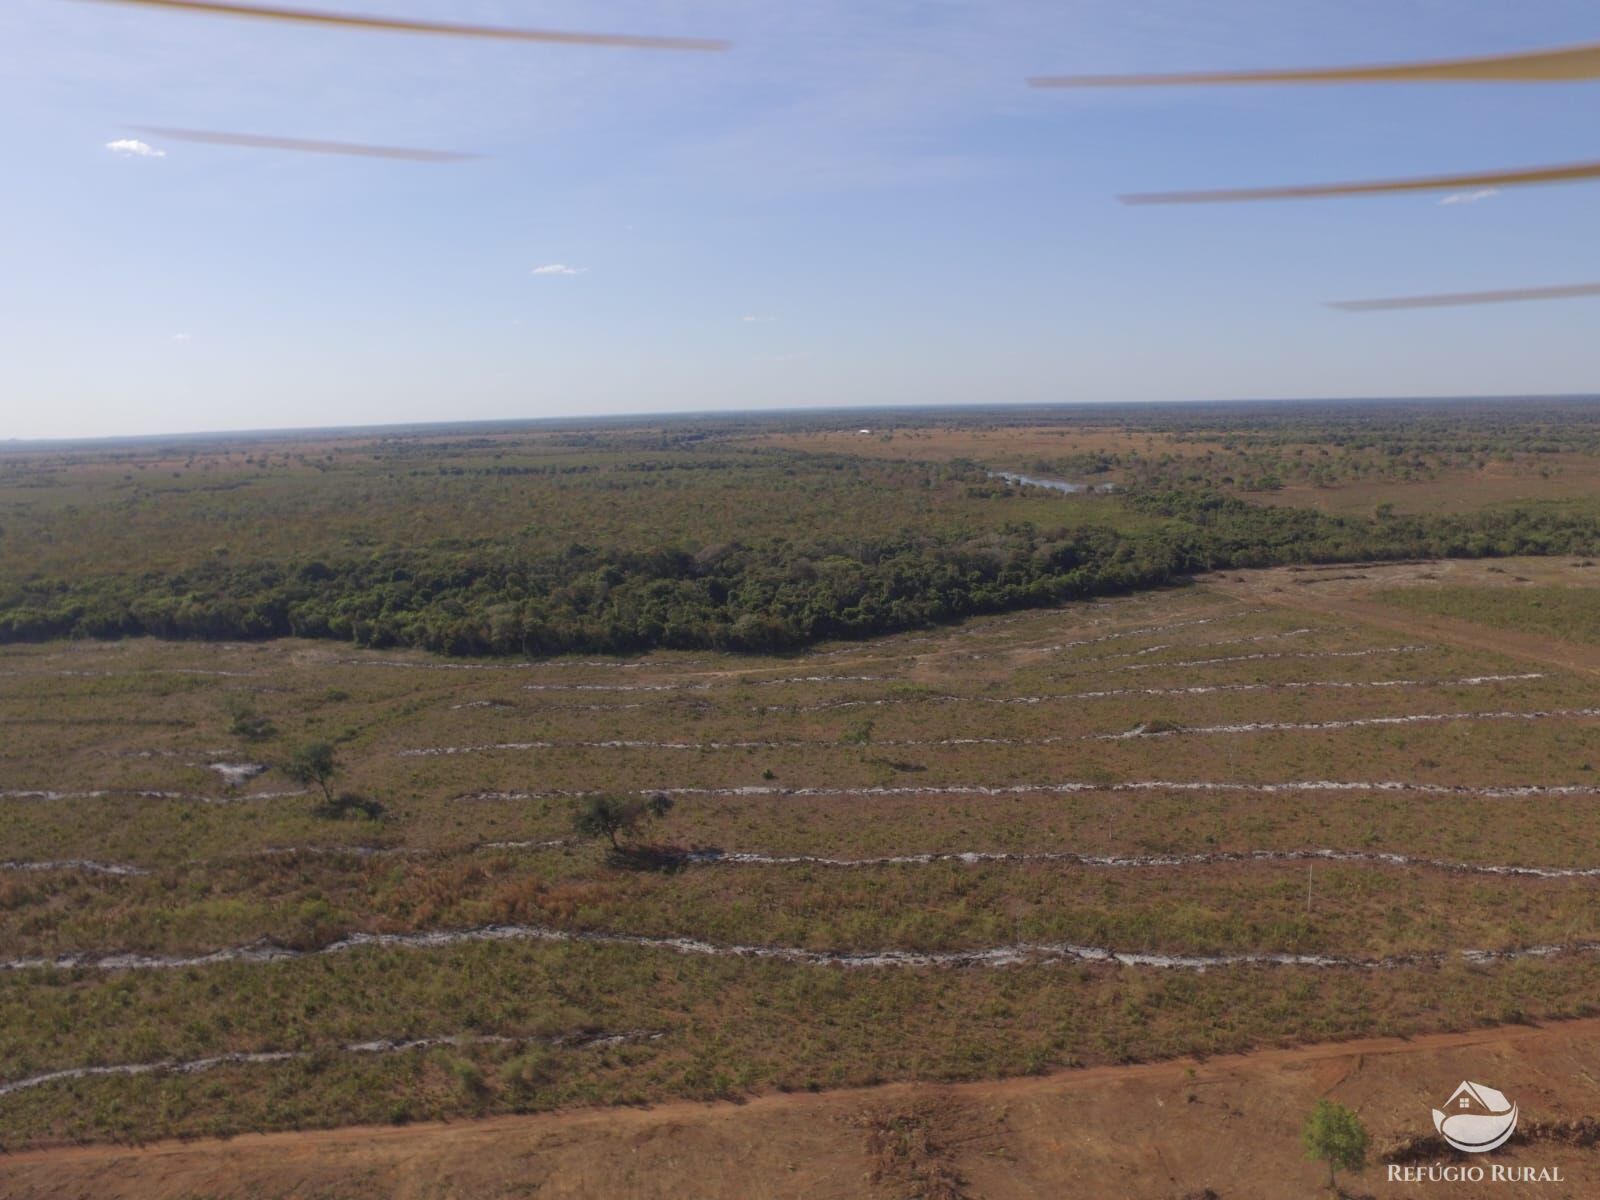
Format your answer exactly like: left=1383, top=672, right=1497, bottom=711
left=313, top=791, right=385, bottom=820
left=500, top=1047, right=554, bottom=1096
left=223, top=693, right=274, bottom=740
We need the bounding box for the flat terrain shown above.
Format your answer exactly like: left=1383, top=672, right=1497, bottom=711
left=6, top=1018, right=1599, bottom=1199
left=1262, top=456, right=1600, bottom=516
left=730, top=422, right=1220, bottom=464
left=1215, top=558, right=1600, bottom=678
left=6, top=405, right=1600, bottom=1194
left=5, top=555, right=1600, bottom=1168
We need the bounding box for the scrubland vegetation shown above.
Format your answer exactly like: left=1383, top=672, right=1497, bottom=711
left=1376, top=583, right=1600, bottom=646
left=4, top=403, right=1600, bottom=1147
left=5, top=401, right=1600, bottom=656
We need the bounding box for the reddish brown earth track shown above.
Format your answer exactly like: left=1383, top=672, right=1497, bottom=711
left=5, top=1018, right=1599, bottom=1198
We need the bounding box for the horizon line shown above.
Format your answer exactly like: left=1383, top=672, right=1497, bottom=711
left=7, top=393, right=1599, bottom=450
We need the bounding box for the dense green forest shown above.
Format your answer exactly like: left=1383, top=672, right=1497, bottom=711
left=4, top=402, right=1599, bottom=656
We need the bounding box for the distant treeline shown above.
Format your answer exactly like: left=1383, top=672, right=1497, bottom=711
left=3, top=490, right=1597, bottom=656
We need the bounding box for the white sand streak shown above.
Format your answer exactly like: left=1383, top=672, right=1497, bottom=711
left=523, top=683, right=709, bottom=693
left=0, top=859, right=149, bottom=877
left=995, top=672, right=1542, bottom=703
left=531, top=674, right=882, bottom=690
left=0, top=668, right=259, bottom=679
left=18, top=840, right=1594, bottom=881
left=1, top=840, right=573, bottom=877
left=402, top=739, right=783, bottom=757
left=3, top=924, right=1594, bottom=976
left=463, top=779, right=1600, bottom=802
left=1115, top=645, right=1427, bottom=672
left=1105, top=705, right=1600, bottom=740
left=208, top=762, right=267, bottom=787
left=1072, top=628, right=1318, bottom=668
left=0, top=1030, right=661, bottom=1098
left=682, top=847, right=1600, bottom=878
left=0, top=789, right=307, bottom=804
left=964, top=615, right=1233, bottom=659
left=773, top=672, right=1542, bottom=713
left=14, top=840, right=1593, bottom=883
left=408, top=689, right=1571, bottom=759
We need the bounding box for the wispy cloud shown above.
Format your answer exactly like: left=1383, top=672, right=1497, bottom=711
left=531, top=264, right=585, bottom=275
left=105, top=138, right=165, bottom=159
left=171, top=332, right=192, bottom=342
left=740, top=314, right=772, bottom=323
left=1438, top=189, right=1498, bottom=206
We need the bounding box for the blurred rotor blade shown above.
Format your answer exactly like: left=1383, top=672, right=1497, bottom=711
left=1331, top=282, right=1600, bottom=311
left=1122, top=159, right=1600, bottom=205
left=83, top=0, right=729, bottom=51
left=1030, top=40, right=1600, bottom=87
left=132, top=126, right=479, bottom=161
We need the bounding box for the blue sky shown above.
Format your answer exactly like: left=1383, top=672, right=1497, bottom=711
left=3, top=0, right=1598, bottom=438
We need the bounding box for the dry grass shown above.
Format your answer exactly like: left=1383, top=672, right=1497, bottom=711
left=4, top=565, right=1600, bottom=1145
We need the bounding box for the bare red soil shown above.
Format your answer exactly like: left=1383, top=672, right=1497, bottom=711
left=5, top=1018, right=1598, bottom=1199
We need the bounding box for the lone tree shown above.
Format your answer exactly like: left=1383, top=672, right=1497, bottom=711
left=284, top=740, right=339, bottom=805
left=572, top=792, right=674, bottom=851
left=1302, top=1098, right=1368, bottom=1194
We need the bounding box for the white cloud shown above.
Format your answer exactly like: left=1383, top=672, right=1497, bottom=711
left=741, top=314, right=772, bottom=323
left=1438, top=189, right=1498, bottom=206
left=531, top=264, right=585, bottom=275
left=105, top=138, right=165, bottom=158
left=171, top=332, right=192, bottom=342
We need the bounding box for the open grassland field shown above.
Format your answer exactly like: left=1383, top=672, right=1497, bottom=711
left=733, top=398, right=1600, bottom=516
left=1375, top=575, right=1600, bottom=648
left=8, top=1020, right=1600, bottom=1199
left=6, top=551, right=1600, bottom=1153
left=726, top=422, right=1226, bottom=464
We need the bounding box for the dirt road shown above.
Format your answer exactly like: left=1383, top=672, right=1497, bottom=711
left=5, top=1019, right=1599, bottom=1199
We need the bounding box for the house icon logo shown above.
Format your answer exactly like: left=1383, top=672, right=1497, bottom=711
left=1432, top=1081, right=1518, bottom=1153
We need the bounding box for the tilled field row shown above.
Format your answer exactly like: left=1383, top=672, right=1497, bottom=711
left=21, top=768, right=1593, bottom=807
left=761, top=673, right=1546, bottom=712
left=461, top=778, right=1600, bottom=801
left=5, top=922, right=1598, bottom=975
left=0, top=1029, right=663, bottom=1099
left=7, top=843, right=1598, bottom=881
left=1103, top=705, right=1600, bottom=740
left=0, top=789, right=307, bottom=804
left=0, top=838, right=572, bottom=875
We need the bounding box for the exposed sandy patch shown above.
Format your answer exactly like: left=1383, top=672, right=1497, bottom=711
left=5, top=1019, right=1599, bottom=1198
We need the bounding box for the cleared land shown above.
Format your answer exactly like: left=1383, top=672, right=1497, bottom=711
left=6, top=406, right=1600, bottom=1195
left=5, top=1017, right=1598, bottom=1199
left=4, top=555, right=1600, bottom=1159
left=1217, top=558, right=1600, bottom=678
